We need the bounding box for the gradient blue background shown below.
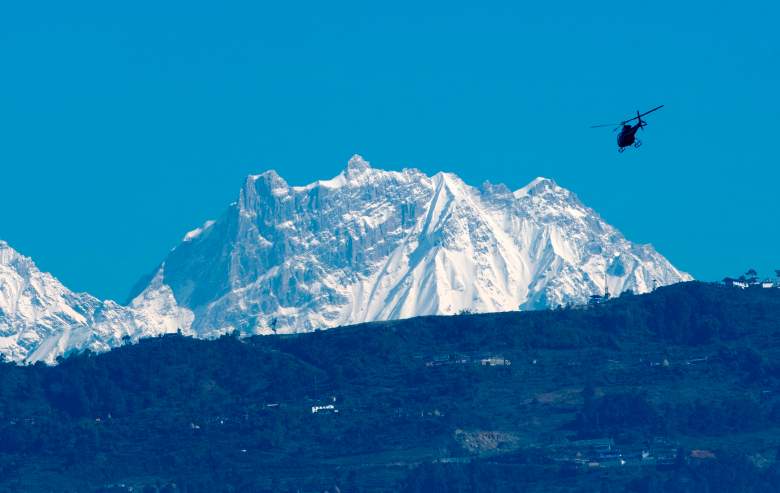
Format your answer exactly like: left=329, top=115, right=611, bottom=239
left=1, top=1, right=778, bottom=301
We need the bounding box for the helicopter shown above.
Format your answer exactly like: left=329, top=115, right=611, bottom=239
left=590, top=105, right=664, bottom=152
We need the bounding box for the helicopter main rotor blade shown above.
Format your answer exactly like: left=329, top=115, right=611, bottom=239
left=621, top=105, right=664, bottom=124
left=638, top=104, right=664, bottom=118
left=591, top=105, right=663, bottom=128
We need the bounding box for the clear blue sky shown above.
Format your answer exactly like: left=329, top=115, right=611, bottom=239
left=1, top=1, right=778, bottom=301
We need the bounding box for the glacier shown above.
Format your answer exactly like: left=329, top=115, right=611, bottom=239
left=0, top=155, right=691, bottom=364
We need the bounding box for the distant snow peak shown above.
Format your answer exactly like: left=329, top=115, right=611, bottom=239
left=0, top=242, right=186, bottom=364
left=129, top=155, right=691, bottom=340
left=346, top=154, right=371, bottom=173
left=514, top=176, right=556, bottom=198
left=250, top=169, right=288, bottom=191
left=0, top=155, right=691, bottom=364
left=480, top=181, right=512, bottom=197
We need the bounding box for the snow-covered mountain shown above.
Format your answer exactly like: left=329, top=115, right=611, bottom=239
left=0, top=241, right=189, bottom=364
left=130, top=155, right=691, bottom=338
left=0, top=155, right=691, bottom=363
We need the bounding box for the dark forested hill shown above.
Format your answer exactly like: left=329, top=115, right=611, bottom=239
left=2, top=282, right=780, bottom=492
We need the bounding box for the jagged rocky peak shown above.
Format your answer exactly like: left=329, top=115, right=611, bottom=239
left=346, top=153, right=371, bottom=174
left=480, top=180, right=512, bottom=195
left=0, top=240, right=29, bottom=269
left=131, top=155, right=691, bottom=339
left=250, top=168, right=286, bottom=183
left=244, top=169, right=289, bottom=200
left=514, top=176, right=559, bottom=198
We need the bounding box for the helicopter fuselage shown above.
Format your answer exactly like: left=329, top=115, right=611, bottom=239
left=617, top=123, right=641, bottom=148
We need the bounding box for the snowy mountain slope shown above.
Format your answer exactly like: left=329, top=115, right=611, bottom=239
left=130, top=155, right=691, bottom=338
left=0, top=241, right=190, bottom=364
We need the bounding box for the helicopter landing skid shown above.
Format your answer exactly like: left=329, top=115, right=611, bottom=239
left=618, top=147, right=625, bottom=153
left=634, top=140, right=642, bottom=148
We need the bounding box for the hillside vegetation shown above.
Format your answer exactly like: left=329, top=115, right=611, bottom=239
left=1, top=282, right=780, bottom=492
